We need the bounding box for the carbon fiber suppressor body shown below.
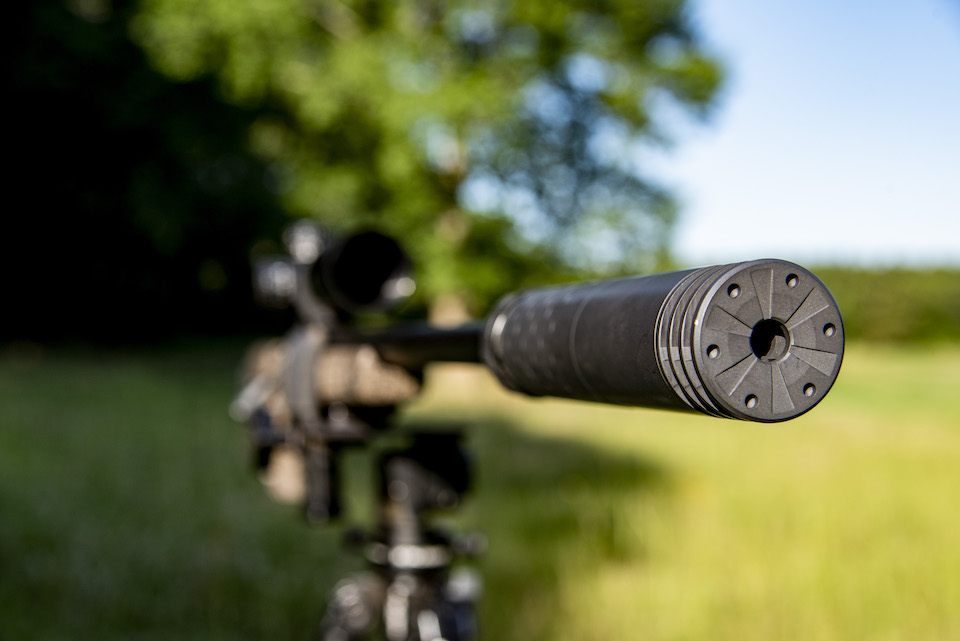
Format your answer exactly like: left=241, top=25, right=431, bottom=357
left=481, top=260, right=844, bottom=422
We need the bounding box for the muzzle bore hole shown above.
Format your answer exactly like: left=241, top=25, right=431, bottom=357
left=751, top=318, right=790, bottom=362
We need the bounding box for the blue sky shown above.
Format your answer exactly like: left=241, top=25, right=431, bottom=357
left=653, top=0, right=960, bottom=267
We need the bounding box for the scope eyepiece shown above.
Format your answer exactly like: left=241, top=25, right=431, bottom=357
left=482, top=259, right=844, bottom=423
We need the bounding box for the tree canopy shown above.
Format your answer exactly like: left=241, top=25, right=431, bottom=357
left=7, top=0, right=722, bottom=342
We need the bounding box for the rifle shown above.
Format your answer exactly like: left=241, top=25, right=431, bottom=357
left=231, top=222, right=844, bottom=640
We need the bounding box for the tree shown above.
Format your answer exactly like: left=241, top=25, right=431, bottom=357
left=131, top=0, right=723, bottom=312
left=7, top=0, right=290, bottom=342
left=5, top=1, right=721, bottom=342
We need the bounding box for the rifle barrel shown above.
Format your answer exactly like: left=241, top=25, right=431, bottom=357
left=332, top=323, right=484, bottom=370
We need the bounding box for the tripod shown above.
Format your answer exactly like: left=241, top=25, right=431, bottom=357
left=317, top=431, right=483, bottom=641
left=242, top=383, right=484, bottom=641
left=234, top=223, right=485, bottom=640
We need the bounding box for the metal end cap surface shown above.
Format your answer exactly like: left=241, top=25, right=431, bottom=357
left=694, top=260, right=844, bottom=422
left=659, top=260, right=844, bottom=422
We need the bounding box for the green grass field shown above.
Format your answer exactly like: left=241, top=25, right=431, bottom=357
left=2, top=342, right=958, bottom=640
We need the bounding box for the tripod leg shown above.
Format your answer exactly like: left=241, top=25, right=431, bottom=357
left=384, top=574, right=418, bottom=641
left=382, top=569, right=481, bottom=641
left=317, top=573, right=385, bottom=641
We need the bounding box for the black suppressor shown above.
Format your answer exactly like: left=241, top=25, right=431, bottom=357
left=480, top=259, right=844, bottom=423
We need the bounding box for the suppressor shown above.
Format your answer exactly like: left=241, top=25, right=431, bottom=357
left=481, top=260, right=844, bottom=422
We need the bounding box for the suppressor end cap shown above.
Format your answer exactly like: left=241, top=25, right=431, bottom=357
left=692, top=260, right=844, bottom=422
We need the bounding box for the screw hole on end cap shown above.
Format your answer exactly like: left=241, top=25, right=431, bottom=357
left=803, top=383, right=816, bottom=397
left=823, top=323, right=837, bottom=337
left=707, top=345, right=720, bottom=359
left=745, top=394, right=759, bottom=409
left=786, top=274, right=799, bottom=288
left=727, top=284, right=741, bottom=299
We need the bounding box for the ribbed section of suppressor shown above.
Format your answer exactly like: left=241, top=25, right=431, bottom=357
left=655, top=260, right=844, bottom=421
left=482, top=259, right=845, bottom=423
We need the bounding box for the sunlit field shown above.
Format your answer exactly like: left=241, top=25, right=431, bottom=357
left=2, top=343, right=958, bottom=640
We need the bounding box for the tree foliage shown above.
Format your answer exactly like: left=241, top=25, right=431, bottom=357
left=7, top=0, right=290, bottom=342
left=6, top=0, right=721, bottom=342
left=131, top=0, right=723, bottom=301
left=816, top=267, right=960, bottom=343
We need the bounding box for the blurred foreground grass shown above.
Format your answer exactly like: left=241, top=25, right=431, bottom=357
left=1, top=343, right=958, bottom=640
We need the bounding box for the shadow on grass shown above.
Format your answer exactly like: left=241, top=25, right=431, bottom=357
left=0, top=347, right=672, bottom=640
left=455, top=417, right=671, bottom=641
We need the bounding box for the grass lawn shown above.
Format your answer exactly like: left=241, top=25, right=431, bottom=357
left=1, top=342, right=958, bottom=640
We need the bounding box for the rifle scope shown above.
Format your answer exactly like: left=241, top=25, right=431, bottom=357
left=312, top=230, right=413, bottom=314
left=254, top=225, right=415, bottom=316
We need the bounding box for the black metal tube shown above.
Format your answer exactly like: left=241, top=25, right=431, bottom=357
left=331, top=323, right=484, bottom=370
left=325, top=260, right=844, bottom=422
left=480, top=260, right=844, bottom=423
